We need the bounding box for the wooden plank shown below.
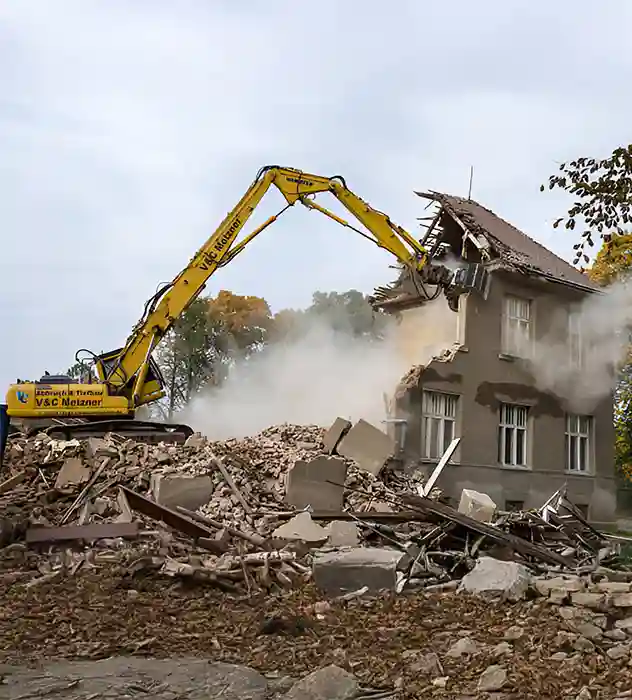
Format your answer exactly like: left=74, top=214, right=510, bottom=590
left=421, top=438, right=460, bottom=497
left=26, top=521, right=139, bottom=544
left=0, top=471, right=27, bottom=496
left=210, top=455, right=252, bottom=514
left=401, top=493, right=573, bottom=567
left=121, top=486, right=226, bottom=553
left=176, top=506, right=265, bottom=547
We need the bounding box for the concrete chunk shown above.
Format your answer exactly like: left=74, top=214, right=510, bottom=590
left=272, top=512, right=328, bottom=544
left=535, top=576, right=585, bottom=596
left=446, top=637, right=480, bottom=658
left=336, top=419, right=395, bottom=476
left=285, top=457, right=347, bottom=512
left=615, top=617, right=632, bottom=630
left=459, top=556, right=533, bottom=602
left=478, top=665, right=507, bottom=693
left=613, top=593, right=632, bottom=607
left=327, top=520, right=360, bottom=547
left=595, top=581, right=631, bottom=594
left=323, top=418, right=352, bottom=454
left=285, top=665, right=358, bottom=700
left=84, top=437, right=118, bottom=459
left=54, top=457, right=91, bottom=489
left=150, top=475, right=214, bottom=511
left=313, top=547, right=404, bottom=593
left=458, top=489, right=496, bottom=523
left=571, top=592, right=606, bottom=609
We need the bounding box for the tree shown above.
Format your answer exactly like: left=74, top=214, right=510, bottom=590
left=586, top=235, right=632, bottom=491
left=207, top=290, right=274, bottom=358
left=154, top=290, right=274, bottom=417
left=588, top=232, right=632, bottom=287
left=269, top=308, right=306, bottom=342
left=543, top=144, right=632, bottom=265
left=306, top=289, right=388, bottom=338
left=64, top=359, right=96, bottom=382
left=155, top=297, right=221, bottom=417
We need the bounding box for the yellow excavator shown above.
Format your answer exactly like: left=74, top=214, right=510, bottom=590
left=0, top=165, right=491, bottom=460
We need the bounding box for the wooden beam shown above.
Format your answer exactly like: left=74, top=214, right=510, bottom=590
left=26, top=522, right=139, bottom=544
left=401, top=493, right=573, bottom=567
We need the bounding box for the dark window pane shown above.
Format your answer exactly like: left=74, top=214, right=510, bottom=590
left=504, top=427, right=513, bottom=464
left=516, top=429, right=525, bottom=465
left=579, top=437, right=587, bottom=471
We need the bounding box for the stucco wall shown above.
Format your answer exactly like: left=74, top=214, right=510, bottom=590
left=395, top=270, right=616, bottom=523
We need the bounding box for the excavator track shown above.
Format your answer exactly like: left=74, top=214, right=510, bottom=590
left=37, top=419, right=194, bottom=444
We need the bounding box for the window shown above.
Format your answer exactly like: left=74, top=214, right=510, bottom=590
left=568, top=310, right=584, bottom=368
left=502, top=295, right=532, bottom=357
left=566, top=414, right=592, bottom=473
left=422, top=391, right=458, bottom=460
left=498, top=403, right=529, bottom=466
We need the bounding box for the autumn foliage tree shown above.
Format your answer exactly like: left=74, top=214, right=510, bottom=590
left=587, top=234, right=632, bottom=487
left=152, top=290, right=273, bottom=417
left=545, top=146, right=632, bottom=489
left=207, top=290, right=274, bottom=358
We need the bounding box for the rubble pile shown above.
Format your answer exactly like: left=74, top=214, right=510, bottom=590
left=1, top=417, right=631, bottom=603
left=0, top=421, right=429, bottom=593
left=5, top=419, right=632, bottom=697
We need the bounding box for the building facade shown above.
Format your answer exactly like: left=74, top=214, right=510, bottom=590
left=372, top=192, right=616, bottom=524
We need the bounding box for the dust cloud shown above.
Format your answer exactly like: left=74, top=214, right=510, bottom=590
left=181, top=294, right=460, bottom=440
left=531, top=277, right=632, bottom=413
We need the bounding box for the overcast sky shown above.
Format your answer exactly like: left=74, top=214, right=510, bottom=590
left=1, top=0, right=630, bottom=394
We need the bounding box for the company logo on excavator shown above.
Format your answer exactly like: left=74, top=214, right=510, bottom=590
left=286, top=176, right=314, bottom=187
left=199, top=216, right=241, bottom=270
left=16, top=391, right=28, bottom=404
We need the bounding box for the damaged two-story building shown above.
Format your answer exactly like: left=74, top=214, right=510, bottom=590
left=372, top=191, right=616, bottom=525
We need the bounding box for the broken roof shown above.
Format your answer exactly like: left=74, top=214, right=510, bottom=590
left=417, top=191, right=599, bottom=292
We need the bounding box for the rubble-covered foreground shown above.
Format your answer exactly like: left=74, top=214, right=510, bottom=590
left=1, top=656, right=391, bottom=700
left=4, top=421, right=632, bottom=697
left=4, top=574, right=632, bottom=699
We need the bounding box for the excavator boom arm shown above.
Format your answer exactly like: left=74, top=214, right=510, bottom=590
left=103, top=166, right=489, bottom=402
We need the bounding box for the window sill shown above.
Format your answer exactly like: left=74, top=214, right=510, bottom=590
left=499, top=352, right=534, bottom=363
left=499, top=352, right=519, bottom=362
left=564, top=469, right=593, bottom=477
left=497, top=463, right=531, bottom=471
left=420, top=458, right=460, bottom=466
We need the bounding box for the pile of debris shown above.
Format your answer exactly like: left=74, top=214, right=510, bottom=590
left=0, top=418, right=428, bottom=591
left=1, top=417, right=630, bottom=600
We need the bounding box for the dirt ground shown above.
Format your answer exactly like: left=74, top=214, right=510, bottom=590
left=2, top=566, right=632, bottom=699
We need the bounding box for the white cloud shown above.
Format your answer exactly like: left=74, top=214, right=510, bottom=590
left=1, top=0, right=630, bottom=392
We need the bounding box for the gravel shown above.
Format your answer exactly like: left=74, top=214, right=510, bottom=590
left=2, top=566, right=632, bottom=699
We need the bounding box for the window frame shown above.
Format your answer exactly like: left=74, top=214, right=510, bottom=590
left=568, top=308, right=584, bottom=369
left=565, top=413, right=593, bottom=474
left=502, top=294, right=533, bottom=358
left=498, top=402, right=530, bottom=468
left=421, top=390, right=460, bottom=461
